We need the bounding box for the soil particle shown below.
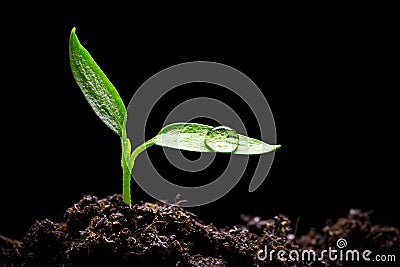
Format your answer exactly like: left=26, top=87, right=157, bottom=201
left=0, top=234, right=22, bottom=266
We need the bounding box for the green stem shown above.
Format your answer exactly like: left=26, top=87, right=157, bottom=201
left=129, top=138, right=155, bottom=167
left=121, top=137, right=155, bottom=205
left=122, top=156, right=131, bottom=204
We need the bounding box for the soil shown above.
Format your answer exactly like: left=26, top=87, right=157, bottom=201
left=1, top=194, right=399, bottom=266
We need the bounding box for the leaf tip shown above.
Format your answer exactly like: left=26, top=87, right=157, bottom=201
left=70, top=27, right=80, bottom=42
left=69, top=27, right=83, bottom=58
left=70, top=27, right=77, bottom=39
left=275, top=144, right=281, bottom=150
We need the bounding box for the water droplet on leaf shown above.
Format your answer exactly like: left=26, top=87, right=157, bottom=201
left=204, top=126, right=239, bottom=152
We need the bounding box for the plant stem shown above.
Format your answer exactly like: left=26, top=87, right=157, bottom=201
left=122, top=155, right=131, bottom=204
left=130, top=138, right=155, bottom=166
left=121, top=137, right=155, bottom=205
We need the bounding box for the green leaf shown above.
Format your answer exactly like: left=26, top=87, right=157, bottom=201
left=69, top=28, right=126, bottom=136
left=153, top=123, right=280, bottom=155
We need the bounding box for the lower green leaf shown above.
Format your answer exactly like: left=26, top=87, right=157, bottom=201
left=153, top=123, right=280, bottom=155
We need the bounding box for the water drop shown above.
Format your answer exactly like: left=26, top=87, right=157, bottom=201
left=204, top=126, right=239, bottom=152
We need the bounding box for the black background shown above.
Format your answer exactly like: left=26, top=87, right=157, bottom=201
left=1, top=11, right=397, bottom=240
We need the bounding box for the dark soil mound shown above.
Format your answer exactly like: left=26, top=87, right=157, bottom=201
left=1, top=195, right=399, bottom=266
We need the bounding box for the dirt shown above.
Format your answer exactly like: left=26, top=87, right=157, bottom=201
left=1, top=194, right=399, bottom=266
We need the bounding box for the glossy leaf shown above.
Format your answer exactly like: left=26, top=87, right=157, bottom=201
left=69, top=28, right=126, bottom=136
left=153, top=123, right=280, bottom=155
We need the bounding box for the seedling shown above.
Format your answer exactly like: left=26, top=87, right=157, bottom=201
left=69, top=28, right=280, bottom=205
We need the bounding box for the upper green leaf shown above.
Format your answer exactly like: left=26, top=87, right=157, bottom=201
left=69, top=28, right=126, bottom=136
left=153, top=123, right=280, bottom=155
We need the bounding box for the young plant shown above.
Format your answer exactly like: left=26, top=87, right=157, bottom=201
left=69, top=28, right=280, bottom=205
